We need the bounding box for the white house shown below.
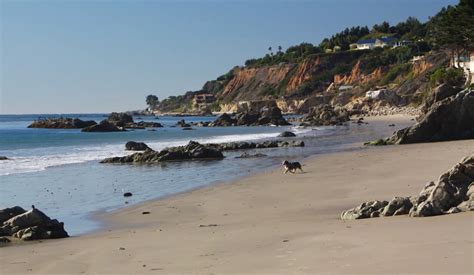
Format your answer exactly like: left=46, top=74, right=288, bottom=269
left=355, top=37, right=398, bottom=50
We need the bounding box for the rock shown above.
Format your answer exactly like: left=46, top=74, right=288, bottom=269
left=81, top=120, right=125, bottom=132
left=235, top=153, right=268, bottom=158
left=107, top=112, right=134, bottom=127
left=278, top=131, right=296, bottom=137
left=364, top=139, right=388, bottom=146
left=341, top=154, right=474, bottom=220
left=101, top=141, right=224, bottom=164
left=409, top=154, right=474, bottom=217
left=0, top=206, right=26, bottom=224
left=386, top=89, right=474, bottom=144
left=380, top=197, right=413, bottom=216
left=301, top=105, right=349, bottom=126
left=210, top=106, right=290, bottom=126
left=182, top=127, right=194, bottom=130
left=0, top=156, right=8, bottom=160
left=28, top=118, right=97, bottom=129
left=176, top=119, right=191, bottom=128
left=123, top=192, right=133, bottom=197
left=125, top=141, right=150, bottom=151
left=0, top=207, right=68, bottom=240
left=211, top=113, right=236, bottom=126
left=0, top=237, right=10, bottom=243
left=135, top=121, right=163, bottom=128
left=420, top=84, right=462, bottom=114
left=341, top=200, right=389, bottom=220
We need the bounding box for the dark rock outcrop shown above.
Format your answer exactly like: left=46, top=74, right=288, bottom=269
left=28, top=118, right=97, bottom=129
left=125, top=141, right=150, bottom=151
left=300, top=105, right=349, bottom=126
left=0, top=156, right=8, bottom=160
left=210, top=106, right=290, bottom=126
left=235, top=152, right=268, bottom=158
left=176, top=119, right=191, bottom=128
left=101, top=141, right=224, bottom=163
left=0, top=207, right=68, bottom=241
left=278, top=131, right=296, bottom=137
left=386, top=89, right=474, bottom=144
left=420, top=84, right=462, bottom=114
left=0, top=206, right=26, bottom=224
left=107, top=112, right=134, bottom=127
left=341, top=154, right=474, bottom=220
left=81, top=120, right=125, bottom=132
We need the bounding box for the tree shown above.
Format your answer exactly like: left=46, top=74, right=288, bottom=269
left=146, top=94, right=159, bottom=109
left=427, top=0, right=474, bottom=66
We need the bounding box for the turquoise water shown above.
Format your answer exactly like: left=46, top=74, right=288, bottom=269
left=0, top=114, right=409, bottom=235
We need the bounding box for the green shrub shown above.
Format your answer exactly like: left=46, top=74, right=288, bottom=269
left=429, top=67, right=464, bottom=85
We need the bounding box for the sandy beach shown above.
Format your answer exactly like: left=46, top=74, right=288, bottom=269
left=1, top=116, right=473, bottom=274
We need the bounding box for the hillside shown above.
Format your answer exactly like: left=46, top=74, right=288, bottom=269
left=155, top=0, right=472, bottom=115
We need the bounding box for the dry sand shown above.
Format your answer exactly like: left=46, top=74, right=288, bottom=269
left=1, top=116, right=473, bottom=274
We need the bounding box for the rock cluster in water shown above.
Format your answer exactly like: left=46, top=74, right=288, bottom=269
left=0, top=206, right=69, bottom=241
left=125, top=141, right=150, bottom=151
left=300, top=104, right=349, bottom=126
left=341, top=154, right=474, bottom=220
left=209, top=106, right=291, bottom=126
left=28, top=118, right=96, bottom=129
left=101, top=141, right=224, bottom=163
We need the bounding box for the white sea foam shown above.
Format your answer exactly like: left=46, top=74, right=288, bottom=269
left=1, top=130, right=318, bottom=176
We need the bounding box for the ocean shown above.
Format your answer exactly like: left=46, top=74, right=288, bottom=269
left=0, top=114, right=407, bottom=235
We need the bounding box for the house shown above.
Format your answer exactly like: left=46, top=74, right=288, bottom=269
left=355, top=37, right=398, bottom=50
left=453, top=51, right=474, bottom=85
left=193, top=94, right=216, bottom=110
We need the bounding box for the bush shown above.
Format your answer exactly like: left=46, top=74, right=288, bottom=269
left=429, top=67, right=464, bottom=85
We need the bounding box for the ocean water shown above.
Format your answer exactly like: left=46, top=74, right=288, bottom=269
left=0, top=114, right=410, bottom=235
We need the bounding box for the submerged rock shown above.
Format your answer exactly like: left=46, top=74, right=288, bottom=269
left=81, top=120, right=125, bottom=132
left=125, top=141, right=150, bottom=151
left=278, top=131, right=296, bottom=137
left=341, top=153, right=474, bottom=220
left=235, top=152, right=268, bottom=158
left=0, top=156, right=8, bottom=160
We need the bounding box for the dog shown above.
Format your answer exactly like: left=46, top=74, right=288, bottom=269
left=282, top=160, right=303, bottom=174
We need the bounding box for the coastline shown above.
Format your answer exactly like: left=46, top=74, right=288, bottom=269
left=1, top=115, right=474, bottom=274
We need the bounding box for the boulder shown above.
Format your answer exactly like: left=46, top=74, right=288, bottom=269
left=386, top=89, right=474, bottom=144
left=0, top=207, right=68, bottom=240
left=301, top=105, right=349, bottom=126
left=278, top=131, right=296, bottom=137
left=125, top=141, right=150, bottom=151
left=211, top=113, right=236, bottom=126
left=420, top=84, right=462, bottom=114
left=257, top=106, right=291, bottom=126
left=341, top=154, right=474, bottom=220
left=81, top=120, right=125, bottom=132
left=0, top=206, right=26, bottom=224
left=176, top=119, right=191, bottom=127
left=107, top=112, right=134, bottom=127
left=28, top=118, right=97, bottom=129
left=341, top=200, right=388, bottom=220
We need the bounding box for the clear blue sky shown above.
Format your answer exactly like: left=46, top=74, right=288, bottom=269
left=0, top=0, right=457, bottom=114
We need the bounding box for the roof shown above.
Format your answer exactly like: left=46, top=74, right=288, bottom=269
left=356, top=36, right=397, bottom=45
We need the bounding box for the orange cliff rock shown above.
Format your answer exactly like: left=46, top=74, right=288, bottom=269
left=334, top=60, right=385, bottom=85
left=286, top=57, right=321, bottom=93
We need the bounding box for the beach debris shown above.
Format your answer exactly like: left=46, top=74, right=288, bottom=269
left=278, top=131, right=296, bottom=137
left=125, top=141, right=150, bottom=151
left=123, top=192, right=133, bottom=197
left=142, top=211, right=150, bottom=215
left=341, top=154, right=474, bottom=219
left=119, top=247, right=126, bottom=250
left=0, top=206, right=68, bottom=241
left=388, top=124, right=396, bottom=127
left=199, top=224, right=219, bottom=227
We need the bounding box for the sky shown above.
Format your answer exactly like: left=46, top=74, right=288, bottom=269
left=0, top=0, right=458, bottom=114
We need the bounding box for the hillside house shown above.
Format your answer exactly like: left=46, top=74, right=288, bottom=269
left=453, top=51, right=474, bottom=85
left=355, top=37, right=398, bottom=50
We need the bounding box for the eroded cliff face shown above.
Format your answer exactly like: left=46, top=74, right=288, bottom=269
left=219, top=64, right=294, bottom=101
left=333, top=60, right=385, bottom=85
left=285, top=57, right=321, bottom=93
